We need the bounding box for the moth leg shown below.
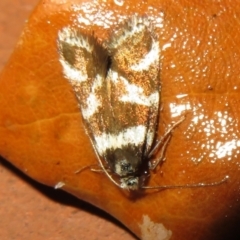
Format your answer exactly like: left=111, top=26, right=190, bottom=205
left=90, top=166, right=111, bottom=173
left=149, top=134, right=171, bottom=170
left=148, top=116, right=185, bottom=170
left=75, top=164, right=99, bottom=174
left=75, top=164, right=110, bottom=174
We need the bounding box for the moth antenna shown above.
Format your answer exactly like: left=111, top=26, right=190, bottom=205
left=142, top=175, right=229, bottom=190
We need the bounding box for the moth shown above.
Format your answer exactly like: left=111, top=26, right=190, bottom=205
left=57, top=16, right=228, bottom=191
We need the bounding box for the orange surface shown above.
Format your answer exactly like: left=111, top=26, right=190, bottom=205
left=1, top=0, right=240, bottom=239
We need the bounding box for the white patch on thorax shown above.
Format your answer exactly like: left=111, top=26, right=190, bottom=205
left=115, top=159, right=128, bottom=175
left=115, top=161, right=123, bottom=175
left=95, top=125, right=147, bottom=155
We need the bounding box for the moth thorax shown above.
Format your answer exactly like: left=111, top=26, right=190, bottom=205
left=115, top=159, right=135, bottom=176
left=120, top=177, right=140, bottom=190
left=108, top=148, right=141, bottom=177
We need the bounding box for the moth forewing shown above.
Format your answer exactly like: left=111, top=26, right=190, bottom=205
left=58, top=27, right=109, bottom=139
left=101, top=16, right=161, bottom=190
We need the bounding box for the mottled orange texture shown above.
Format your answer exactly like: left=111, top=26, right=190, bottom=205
left=1, top=0, right=240, bottom=239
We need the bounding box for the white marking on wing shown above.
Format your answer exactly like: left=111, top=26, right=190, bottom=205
left=59, top=58, right=88, bottom=82
left=120, top=80, right=159, bottom=106
left=81, top=74, right=103, bottom=119
left=58, top=27, right=94, bottom=82
left=109, top=70, right=119, bottom=83
left=125, top=77, right=158, bottom=106
left=108, top=70, right=159, bottom=106
left=130, top=40, right=160, bottom=71
left=109, top=16, right=150, bottom=49
left=81, top=93, right=100, bottom=119
left=58, top=27, right=93, bottom=52
left=95, top=125, right=147, bottom=155
left=146, top=130, right=155, bottom=152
